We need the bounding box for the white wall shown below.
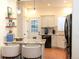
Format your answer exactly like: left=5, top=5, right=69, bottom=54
left=0, top=1, right=7, bottom=58
left=17, top=6, right=25, bottom=38
left=0, top=0, right=17, bottom=58
left=7, top=0, right=17, bottom=37
left=0, top=0, right=8, bottom=46
left=72, top=0, right=79, bottom=59
left=0, top=0, right=17, bottom=45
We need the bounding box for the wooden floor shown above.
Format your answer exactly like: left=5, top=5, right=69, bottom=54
left=44, top=48, right=68, bottom=59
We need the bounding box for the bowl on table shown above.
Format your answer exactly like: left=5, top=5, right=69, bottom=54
left=15, top=38, right=23, bottom=41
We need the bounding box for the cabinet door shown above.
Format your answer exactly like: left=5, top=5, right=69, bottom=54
left=41, top=15, right=56, bottom=27
left=56, top=35, right=66, bottom=48
left=47, top=15, right=55, bottom=27
left=52, top=35, right=57, bottom=48
left=41, top=16, right=48, bottom=27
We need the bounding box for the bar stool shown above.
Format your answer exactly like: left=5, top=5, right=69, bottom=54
left=1, top=44, right=20, bottom=59
left=22, top=44, right=41, bottom=59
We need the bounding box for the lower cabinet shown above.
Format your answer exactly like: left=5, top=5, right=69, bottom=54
left=51, top=35, right=57, bottom=48
left=52, top=35, right=66, bottom=48
left=56, top=35, right=66, bottom=48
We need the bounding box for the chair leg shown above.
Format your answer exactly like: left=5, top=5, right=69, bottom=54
left=37, top=56, right=41, bottom=59
left=2, top=57, right=20, bottom=59
left=40, top=56, right=41, bottom=59
left=2, top=57, right=6, bottom=59
left=2, top=57, right=5, bottom=59
left=17, top=56, right=20, bottom=59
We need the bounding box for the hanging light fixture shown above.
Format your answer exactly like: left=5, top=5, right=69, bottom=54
left=31, top=0, right=37, bottom=15
left=26, top=0, right=39, bottom=17
left=17, top=0, right=21, bottom=14
left=17, top=8, right=21, bottom=14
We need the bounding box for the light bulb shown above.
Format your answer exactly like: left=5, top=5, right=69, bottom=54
left=64, top=0, right=67, bottom=3
left=17, top=8, right=21, bottom=14
left=26, top=8, right=39, bottom=17
left=48, top=3, right=51, bottom=6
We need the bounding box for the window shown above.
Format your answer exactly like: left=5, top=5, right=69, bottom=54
left=31, top=20, right=38, bottom=32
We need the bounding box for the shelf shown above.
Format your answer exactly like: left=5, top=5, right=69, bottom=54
left=6, top=26, right=16, bottom=28
left=5, top=17, right=16, bottom=20
left=41, top=26, right=57, bottom=29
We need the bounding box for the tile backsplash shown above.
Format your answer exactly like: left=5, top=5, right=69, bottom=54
left=41, top=27, right=57, bottom=35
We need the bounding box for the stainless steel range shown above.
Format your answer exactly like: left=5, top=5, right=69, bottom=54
left=42, top=35, right=51, bottom=48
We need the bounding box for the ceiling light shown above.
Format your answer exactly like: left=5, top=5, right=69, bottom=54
left=17, top=8, right=21, bottom=14
left=48, top=3, right=51, bottom=6
left=64, top=0, right=67, bottom=3
left=19, top=0, right=32, bottom=1
left=25, top=0, right=39, bottom=17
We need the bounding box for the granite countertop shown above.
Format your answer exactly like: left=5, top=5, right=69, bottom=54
left=4, top=39, right=46, bottom=45
left=55, top=31, right=65, bottom=36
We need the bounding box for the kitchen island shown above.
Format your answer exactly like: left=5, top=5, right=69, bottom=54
left=4, top=39, right=46, bottom=59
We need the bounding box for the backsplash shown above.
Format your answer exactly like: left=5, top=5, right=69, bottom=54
left=41, top=27, right=57, bottom=35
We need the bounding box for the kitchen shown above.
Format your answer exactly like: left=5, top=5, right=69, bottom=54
left=16, top=0, right=72, bottom=59
left=17, top=0, right=72, bottom=48
left=0, top=0, right=78, bottom=59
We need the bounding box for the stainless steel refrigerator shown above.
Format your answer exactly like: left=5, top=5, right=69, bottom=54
left=64, top=14, right=72, bottom=59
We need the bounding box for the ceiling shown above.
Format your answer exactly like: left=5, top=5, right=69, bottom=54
left=18, top=0, right=72, bottom=15
left=19, top=0, right=72, bottom=8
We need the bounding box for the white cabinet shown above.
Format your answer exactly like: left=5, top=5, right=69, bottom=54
left=41, top=15, right=56, bottom=27
left=56, top=35, right=66, bottom=48
left=52, top=32, right=66, bottom=48
left=41, top=16, right=48, bottom=27
left=52, top=35, right=57, bottom=48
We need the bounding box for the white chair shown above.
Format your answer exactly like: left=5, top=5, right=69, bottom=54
left=1, top=44, right=20, bottom=59
left=22, top=44, right=41, bottom=59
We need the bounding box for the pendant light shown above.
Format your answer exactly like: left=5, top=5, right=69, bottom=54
left=24, top=0, right=39, bottom=17
left=27, top=0, right=39, bottom=17
left=17, top=0, right=21, bottom=14
left=32, top=0, right=37, bottom=14
left=34, top=0, right=35, bottom=10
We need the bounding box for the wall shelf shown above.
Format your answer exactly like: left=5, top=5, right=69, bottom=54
left=5, top=17, right=16, bottom=20
left=5, top=16, right=16, bottom=28
left=6, top=26, right=16, bottom=28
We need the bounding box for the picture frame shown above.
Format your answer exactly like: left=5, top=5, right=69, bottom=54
left=7, top=7, right=12, bottom=17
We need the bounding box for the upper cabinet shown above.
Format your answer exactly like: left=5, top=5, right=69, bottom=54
left=41, top=15, right=57, bottom=27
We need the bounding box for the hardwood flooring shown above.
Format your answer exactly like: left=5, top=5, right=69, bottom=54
left=44, top=48, right=68, bottom=59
